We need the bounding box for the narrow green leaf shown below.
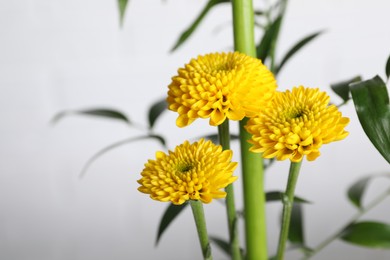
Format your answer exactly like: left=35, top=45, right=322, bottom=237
left=386, top=54, right=390, bottom=79
left=275, top=31, right=324, bottom=74
left=79, top=135, right=166, bottom=178
left=170, top=0, right=229, bottom=52
left=156, top=203, right=188, bottom=245
left=201, top=134, right=239, bottom=145
left=330, top=76, right=362, bottom=102
left=341, top=221, right=390, bottom=248
left=347, top=173, right=390, bottom=208
left=118, top=0, right=129, bottom=26
left=265, top=191, right=310, bottom=204
left=288, top=203, right=305, bottom=245
left=210, top=236, right=230, bottom=256
left=350, top=76, right=390, bottom=163
left=256, top=16, right=282, bottom=62
left=52, top=108, right=131, bottom=125
left=347, top=176, right=372, bottom=209
left=148, top=98, right=167, bottom=129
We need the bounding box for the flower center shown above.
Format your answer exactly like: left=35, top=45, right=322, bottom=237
left=177, top=162, right=194, bottom=173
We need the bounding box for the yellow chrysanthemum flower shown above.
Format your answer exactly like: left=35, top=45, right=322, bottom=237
left=167, top=52, right=277, bottom=127
left=245, top=86, right=350, bottom=162
left=137, top=139, right=238, bottom=205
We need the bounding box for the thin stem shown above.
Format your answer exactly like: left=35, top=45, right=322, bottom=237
left=190, top=200, right=213, bottom=260
left=218, top=120, right=241, bottom=260
left=231, top=0, right=268, bottom=258
left=303, top=187, right=390, bottom=259
left=276, top=161, right=302, bottom=260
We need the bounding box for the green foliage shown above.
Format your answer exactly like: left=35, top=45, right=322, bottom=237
left=265, top=191, right=311, bottom=204
left=386, top=54, right=390, bottom=80
left=79, top=135, right=166, bottom=178
left=209, top=236, right=231, bottom=256
left=118, top=0, right=129, bottom=26
left=52, top=108, right=131, bottom=126
left=330, top=76, right=362, bottom=103
left=170, top=0, right=230, bottom=52
left=275, top=31, right=324, bottom=75
left=288, top=203, right=305, bottom=246
left=350, top=76, right=390, bottom=164
left=148, top=98, right=167, bottom=129
left=156, top=202, right=188, bottom=245
left=256, top=16, right=282, bottom=62
left=341, top=221, right=390, bottom=248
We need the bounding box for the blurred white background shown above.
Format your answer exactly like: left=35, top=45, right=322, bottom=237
left=0, top=0, right=389, bottom=259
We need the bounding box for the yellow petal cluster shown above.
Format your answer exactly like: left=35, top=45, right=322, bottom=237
left=167, top=52, right=277, bottom=127
left=137, top=139, right=238, bottom=205
left=245, top=86, right=350, bottom=162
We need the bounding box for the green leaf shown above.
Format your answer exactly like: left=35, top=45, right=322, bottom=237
left=347, top=173, right=390, bottom=209
left=265, top=191, right=311, bottom=204
left=210, top=236, right=230, bottom=256
left=275, top=31, right=324, bottom=74
left=201, top=134, right=239, bottom=145
left=148, top=98, right=167, bottom=129
left=341, top=221, right=390, bottom=248
left=170, top=0, right=229, bottom=52
left=386, top=54, right=390, bottom=80
left=347, top=176, right=372, bottom=209
left=79, top=135, right=166, bottom=178
left=330, top=76, right=362, bottom=103
left=288, top=203, right=305, bottom=246
left=118, top=0, right=129, bottom=26
left=52, top=108, right=131, bottom=125
left=156, top=203, right=188, bottom=245
left=256, top=16, right=282, bottom=62
left=350, top=76, right=390, bottom=164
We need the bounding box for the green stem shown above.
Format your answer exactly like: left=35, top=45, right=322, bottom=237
left=240, top=119, right=268, bottom=260
left=231, top=0, right=268, bottom=259
left=303, top=187, right=390, bottom=259
left=276, top=161, right=302, bottom=260
left=190, top=200, right=213, bottom=260
left=218, top=120, right=241, bottom=260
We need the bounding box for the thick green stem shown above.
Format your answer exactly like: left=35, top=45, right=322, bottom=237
left=240, top=119, right=268, bottom=260
left=276, top=161, right=302, bottom=260
left=232, top=0, right=268, bottom=259
left=218, top=120, right=241, bottom=260
left=190, top=200, right=213, bottom=260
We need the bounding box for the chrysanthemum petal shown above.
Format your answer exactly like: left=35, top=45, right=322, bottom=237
left=245, top=86, right=350, bottom=162
left=167, top=52, right=277, bottom=127
left=137, top=139, right=238, bottom=205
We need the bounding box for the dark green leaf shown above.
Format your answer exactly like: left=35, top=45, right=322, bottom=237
left=156, top=203, right=188, bottom=245
left=210, top=236, right=230, bottom=256
left=275, top=31, right=324, bottom=74
left=266, top=191, right=310, bottom=204
left=350, top=76, right=390, bottom=163
left=148, top=98, right=167, bottom=129
left=52, top=108, right=131, bottom=125
left=386, top=54, right=390, bottom=79
left=330, top=76, right=362, bottom=103
left=256, top=16, right=282, bottom=62
left=288, top=203, right=305, bottom=245
left=347, top=173, right=390, bottom=209
left=347, top=176, right=372, bottom=209
left=170, top=0, right=229, bottom=52
left=79, top=135, right=166, bottom=178
left=341, top=221, right=390, bottom=248
left=118, top=0, right=129, bottom=26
